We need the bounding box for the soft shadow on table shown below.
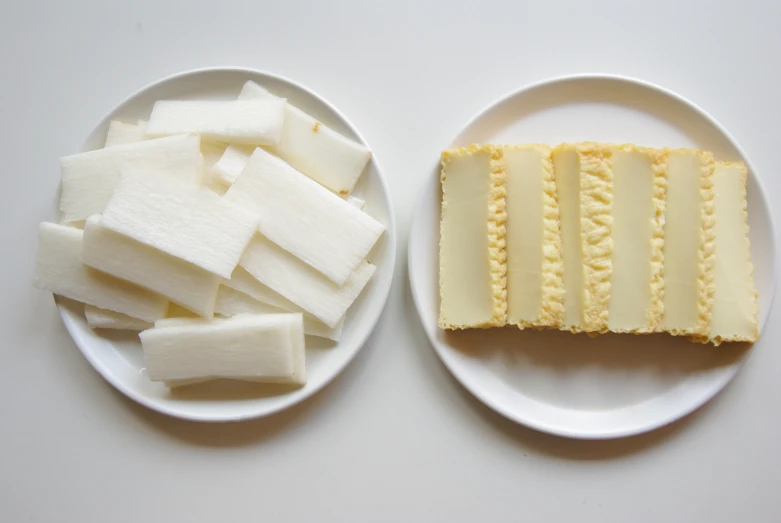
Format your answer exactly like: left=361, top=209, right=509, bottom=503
left=402, top=259, right=748, bottom=461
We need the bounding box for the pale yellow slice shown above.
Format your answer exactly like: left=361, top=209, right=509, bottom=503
left=439, top=145, right=507, bottom=329
left=662, top=149, right=715, bottom=337
left=504, top=144, right=563, bottom=328
left=708, top=162, right=759, bottom=344
left=607, top=145, right=667, bottom=333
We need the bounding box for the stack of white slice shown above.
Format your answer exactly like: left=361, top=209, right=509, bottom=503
left=34, top=81, right=384, bottom=388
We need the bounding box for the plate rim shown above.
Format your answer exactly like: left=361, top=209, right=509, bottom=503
left=56, top=66, right=398, bottom=422
left=408, top=73, right=778, bottom=439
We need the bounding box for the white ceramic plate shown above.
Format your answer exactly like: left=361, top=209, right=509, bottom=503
left=55, top=67, right=396, bottom=422
left=408, top=74, right=777, bottom=439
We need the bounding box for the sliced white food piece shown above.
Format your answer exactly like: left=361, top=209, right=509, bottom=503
left=240, top=81, right=371, bottom=195
left=199, top=143, right=230, bottom=195
left=85, top=305, right=153, bottom=331
left=146, top=100, right=286, bottom=145
left=60, top=134, right=201, bottom=223
left=99, top=170, right=258, bottom=278
left=141, top=313, right=305, bottom=385
left=224, top=148, right=385, bottom=284
left=346, top=195, right=365, bottom=209
left=215, top=285, right=343, bottom=341
left=82, top=216, right=221, bottom=317
left=33, top=223, right=167, bottom=322
left=104, top=120, right=147, bottom=148
left=212, top=145, right=254, bottom=185
left=240, top=235, right=376, bottom=328
left=225, top=266, right=297, bottom=311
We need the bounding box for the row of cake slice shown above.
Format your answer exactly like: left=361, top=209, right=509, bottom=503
left=438, top=143, right=758, bottom=344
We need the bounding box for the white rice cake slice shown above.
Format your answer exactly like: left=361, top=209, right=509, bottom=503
left=212, top=145, right=254, bottom=185
left=60, top=134, right=201, bottom=223
left=33, top=222, right=168, bottom=322
left=215, top=285, right=343, bottom=341
left=140, top=313, right=305, bottom=384
left=82, top=216, right=221, bottom=317
left=224, top=148, right=384, bottom=285
left=84, top=305, right=153, bottom=331
left=240, top=235, right=376, bottom=328
left=146, top=100, right=286, bottom=145
left=98, top=170, right=258, bottom=278
left=709, top=162, right=759, bottom=344
left=240, top=81, right=371, bottom=195
left=104, top=120, right=148, bottom=148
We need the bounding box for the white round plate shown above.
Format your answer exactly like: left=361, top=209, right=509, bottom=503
left=56, top=67, right=396, bottom=422
left=408, top=74, right=777, bottom=439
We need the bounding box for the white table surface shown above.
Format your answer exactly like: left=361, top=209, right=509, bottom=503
left=2, top=1, right=780, bottom=521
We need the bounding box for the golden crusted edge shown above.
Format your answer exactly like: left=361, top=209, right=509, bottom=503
left=438, top=144, right=507, bottom=329
left=578, top=142, right=613, bottom=333
left=695, top=152, right=717, bottom=338
left=646, top=148, right=668, bottom=332
left=703, top=161, right=759, bottom=345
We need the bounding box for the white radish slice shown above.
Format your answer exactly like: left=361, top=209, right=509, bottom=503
left=240, top=81, right=371, bottom=195
left=104, top=120, right=148, bottom=148
left=224, top=148, right=384, bottom=285
left=215, top=285, right=343, bottom=341
left=140, top=313, right=305, bottom=384
left=240, top=234, right=376, bottom=328
left=60, top=134, right=201, bottom=223
left=99, top=170, right=258, bottom=278
left=211, top=145, right=254, bottom=185
left=346, top=195, right=365, bottom=209
left=33, top=222, right=167, bottom=322
left=199, top=143, right=230, bottom=195
left=85, top=305, right=152, bottom=331
left=225, top=266, right=296, bottom=311
left=82, top=216, right=221, bottom=317
left=146, top=100, right=286, bottom=145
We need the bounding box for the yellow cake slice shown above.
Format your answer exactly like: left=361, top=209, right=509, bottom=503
left=552, top=143, right=613, bottom=333
left=607, top=145, right=667, bottom=333
left=439, top=144, right=507, bottom=329
left=504, top=144, right=564, bottom=328
left=707, top=162, right=759, bottom=344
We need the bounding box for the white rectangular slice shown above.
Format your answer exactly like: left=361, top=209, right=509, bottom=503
left=146, top=100, right=286, bottom=145
left=33, top=223, right=168, bottom=322
left=99, top=171, right=258, bottom=278
left=104, top=120, right=147, bottom=148
left=85, top=305, right=153, bottom=331
left=215, top=285, right=343, bottom=341
left=709, top=162, right=758, bottom=343
left=224, top=148, right=385, bottom=285
left=662, top=149, right=715, bottom=337
left=82, top=216, right=221, bottom=317
left=607, top=146, right=666, bottom=333
left=240, top=81, right=371, bottom=195
left=240, top=235, right=376, bottom=328
left=504, top=145, right=564, bottom=328
left=212, top=145, right=254, bottom=185
left=140, top=313, right=304, bottom=384
left=346, top=195, right=366, bottom=209
left=60, top=134, right=201, bottom=223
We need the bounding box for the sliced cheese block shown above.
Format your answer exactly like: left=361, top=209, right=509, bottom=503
left=140, top=313, right=305, bottom=384
left=504, top=145, right=564, bottom=328
left=662, top=149, right=715, bottom=337
left=212, top=145, right=254, bottom=185
left=439, top=145, right=507, bottom=329
left=607, top=145, right=666, bottom=333
left=240, top=235, right=376, bottom=328
left=82, top=216, right=221, bottom=317
left=99, top=170, right=258, bottom=278
left=552, top=143, right=613, bottom=333
left=224, top=148, right=385, bottom=285
left=84, top=305, right=153, bottom=331
left=146, top=100, right=286, bottom=145
left=33, top=222, right=167, bottom=322
left=60, top=134, right=201, bottom=223
left=215, top=285, right=343, bottom=341
left=709, top=162, right=758, bottom=344
left=240, top=81, right=371, bottom=195
left=104, top=120, right=147, bottom=148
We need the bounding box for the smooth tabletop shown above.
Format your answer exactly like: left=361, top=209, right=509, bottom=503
left=2, top=1, right=780, bottom=522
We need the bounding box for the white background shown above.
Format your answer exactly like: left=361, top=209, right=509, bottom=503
left=2, top=1, right=780, bottom=521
